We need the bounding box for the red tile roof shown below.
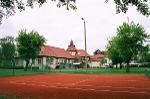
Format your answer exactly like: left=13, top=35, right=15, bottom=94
left=75, top=49, right=90, bottom=57
left=67, top=45, right=77, bottom=51
left=39, top=45, right=74, bottom=59
left=90, top=54, right=105, bottom=61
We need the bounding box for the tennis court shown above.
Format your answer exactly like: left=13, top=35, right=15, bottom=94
left=0, top=74, right=150, bottom=99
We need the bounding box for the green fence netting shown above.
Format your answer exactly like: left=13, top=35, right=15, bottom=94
left=145, top=68, right=150, bottom=78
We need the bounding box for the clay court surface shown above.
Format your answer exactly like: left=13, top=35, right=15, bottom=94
left=0, top=74, right=150, bottom=99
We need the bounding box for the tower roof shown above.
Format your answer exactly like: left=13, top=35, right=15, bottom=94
left=67, top=40, right=77, bottom=51
left=67, top=46, right=77, bottom=51
left=70, top=39, right=74, bottom=46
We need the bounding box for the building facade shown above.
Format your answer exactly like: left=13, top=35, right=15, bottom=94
left=15, top=45, right=75, bottom=69
left=15, top=40, right=111, bottom=69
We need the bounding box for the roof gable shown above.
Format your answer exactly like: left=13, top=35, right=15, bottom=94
left=75, top=49, right=90, bottom=57
left=90, top=54, right=105, bottom=61
left=39, top=45, right=74, bottom=59
left=67, top=46, right=77, bottom=51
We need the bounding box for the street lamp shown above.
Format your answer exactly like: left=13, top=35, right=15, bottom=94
left=81, top=18, right=88, bottom=72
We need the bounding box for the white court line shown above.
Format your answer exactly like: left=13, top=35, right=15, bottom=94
left=71, top=76, right=98, bottom=85
left=10, top=81, right=150, bottom=95
left=10, top=79, right=150, bottom=90
left=71, top=84, right=150, bottom=90
left=10, top=81, right=61, bottom=85
left=34, top=81, right=61, bottom=85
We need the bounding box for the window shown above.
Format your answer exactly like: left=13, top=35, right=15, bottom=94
left=38, top=57, right=42, bottom=64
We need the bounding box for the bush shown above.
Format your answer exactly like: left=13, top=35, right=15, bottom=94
left=87, top=64, right=90, bottom=68
left=130, top=64, right=150, bottom=67
left=56, top=65, right=60, bottom=69
left=0, top=65, right=24, bottom=69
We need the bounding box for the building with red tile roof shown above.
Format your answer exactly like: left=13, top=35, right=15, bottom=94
left=15, top=40, right=111, bottom=69
left=67, top=40, right=90, bottom=67
left=39, top=45, right=74, bottom=59
left=90, top=54, right=105, bottom=61
left=15, top=45, right=75, bottom=69
left=75, top=49, right=90, bottom=57
left=89, top=54, right=105, bottom=68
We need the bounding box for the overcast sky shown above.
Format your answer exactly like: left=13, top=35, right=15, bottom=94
left=0, top=0, right=150, bottom=55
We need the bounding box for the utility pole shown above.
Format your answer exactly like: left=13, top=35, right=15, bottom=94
left=81, top=18, right=88, bottom=72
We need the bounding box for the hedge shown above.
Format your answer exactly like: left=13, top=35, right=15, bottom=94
left=0, top=66, right=24, bottom=69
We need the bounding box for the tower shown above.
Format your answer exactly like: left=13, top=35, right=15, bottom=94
left=67, top=40, right=77, bottom=56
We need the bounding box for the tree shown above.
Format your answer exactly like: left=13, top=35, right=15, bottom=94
left=105, top=0, right=150, bottom=16
left=143, top=36, right=150, bottom=64
left=145, top=53, right=150, bottom=64
left=135, top=45, right=149, bottom=63
left=136, top=44, right=149, bottom=64
left=0, top=46, right=2, bottom=66
left=63, top=58, right=67, bottom=68
left=46, top=56, right=53, bottom=72
left=106, top=37, right=123, bottom=69
left=0, top=36, right=15, bottom=67
left=0, top=0, right=149, bottom=24
left=16, top=29, right=46, bottom=71
left=100, top=58, right=106, bottom=67
left=93, top=49, right=105, bottom=55
left=55, top=0, right=77, bottom=10
left=115, top=21, right=148, bottom=72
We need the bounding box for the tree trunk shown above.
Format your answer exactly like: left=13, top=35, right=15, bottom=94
left=138, top=65, right=140, bottom=73
left=30, top=62, right=33, bottom=71
left=126, top=63, right=130, bottom=72
left=49, top=63, right=51, bottom=73
left=59, top=64, right=61, bottom=72
left=24, top=59, right=29, bottom=71
left=120, top=63, right=122, bottom=69
left=116, top=64, right=118, bottom=69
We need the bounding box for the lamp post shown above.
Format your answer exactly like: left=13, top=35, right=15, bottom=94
left=81, top=18, right=88, bottom=72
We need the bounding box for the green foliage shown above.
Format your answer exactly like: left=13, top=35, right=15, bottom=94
left=145, top=53, right=150, bottom=63
left=105, top=0, right=150, bottom=16
left=0, top=36, right=15, bottom=67
left=0, top=0, right=150, bottom=24
left=47, top=57, right=53, bottom=64
left=93, top=49, right=105, bottom=55
left=56, top=65, right=60, bottom=69
left=0, top=65, right=24, bottom=69
left=116, top=22, right=148, bottom=63
left=106, top=37, right=123, bottom=67
left=100, top=58, right=106, bottom=66
left=55, top=0, right=77, bottom=10
left=0, top=67, right=150, bottom=76
left=16, top=29, right=46, bottom=71
left=107, top=21, right=149, bottom=72
left=64, top=59, right=67, bottom=64
left=145, top=68, right=150, bottom=78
